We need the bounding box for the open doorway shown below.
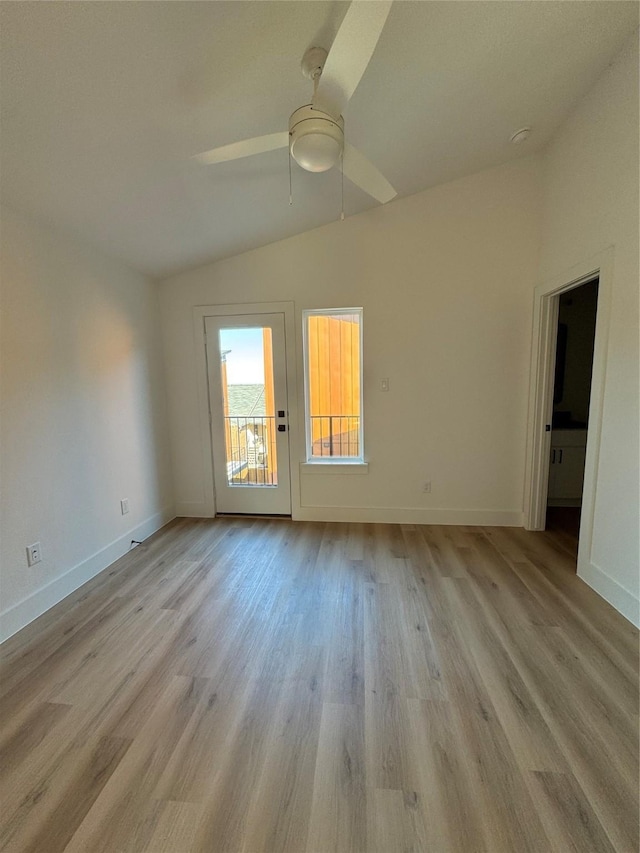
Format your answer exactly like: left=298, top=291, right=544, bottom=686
left=524, top=248, right=612, bottom=583
left=546, top=277, right=598, bottom=554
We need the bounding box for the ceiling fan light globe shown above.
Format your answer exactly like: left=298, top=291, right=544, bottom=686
left=292, top=133, right=342, bottom=172
left=288, top=106, right=344, bottom=174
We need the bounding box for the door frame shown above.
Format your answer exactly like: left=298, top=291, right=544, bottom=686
left=193, top=302, right=301, bottom=518
left=523, top=247, right=614, bottom=577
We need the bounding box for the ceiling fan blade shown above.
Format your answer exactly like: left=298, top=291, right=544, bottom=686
left=313, top=1, right=392, bottom=119
left=342, top=143, right=396, bottom=204
left=194, top=132, right=289, bottom=165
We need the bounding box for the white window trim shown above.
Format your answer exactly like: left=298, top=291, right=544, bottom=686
left=302, top=307, right=364, bottom=465
left=301, top=461, right=369, bottom=474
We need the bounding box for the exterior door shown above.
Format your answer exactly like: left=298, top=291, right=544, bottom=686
left=205, top=313, right=291, bottom=514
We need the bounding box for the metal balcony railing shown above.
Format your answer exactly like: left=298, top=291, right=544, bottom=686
left=310, top=415, right=360, bottom=458
left=223, top=416, right=276, bottom=485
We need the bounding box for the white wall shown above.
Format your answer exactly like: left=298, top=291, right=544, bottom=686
left=0, top=206, right=175, bottom=641
left=537, top=33, right=639, bottom=624
left=159, top=157, right=541, bottom=525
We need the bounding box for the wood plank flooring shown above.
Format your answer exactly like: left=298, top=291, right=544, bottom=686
left=0, top=517, right=638, bottom=852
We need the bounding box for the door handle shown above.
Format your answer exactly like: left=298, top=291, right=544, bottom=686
left=552, top=449, right=556, bottom=464
left=558, top=449, right=563, bottom=464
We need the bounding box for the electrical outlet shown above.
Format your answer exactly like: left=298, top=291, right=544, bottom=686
left=381, top=378, right=390, bottom=392
left=120, top=498, right=130, bottom=515
left=26, top=542, right=41, bottom=566
left=423, top=481, right=432, bottom=493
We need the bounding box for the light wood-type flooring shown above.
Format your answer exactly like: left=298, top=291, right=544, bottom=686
left=1, top=518, right=638, bottom=852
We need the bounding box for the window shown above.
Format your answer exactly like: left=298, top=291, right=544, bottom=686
left=303, top=308, right=363, bottom=462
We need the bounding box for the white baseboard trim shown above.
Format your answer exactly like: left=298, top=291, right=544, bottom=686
left=578, top=560, right=640, bottom=628
left=293, top=505, right=524, bottom=526
left=0, top=505, right=176, bottom=644
left=175, top=501, right=215, bottom=518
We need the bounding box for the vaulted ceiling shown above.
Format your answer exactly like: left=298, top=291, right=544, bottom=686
left=1, top=2, right=637, bottom=277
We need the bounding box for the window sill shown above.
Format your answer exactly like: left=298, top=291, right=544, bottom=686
left=301, top=462, right=369, bottom=475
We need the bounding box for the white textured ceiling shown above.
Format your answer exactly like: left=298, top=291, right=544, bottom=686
left=1, top=1, right=637, bottom=278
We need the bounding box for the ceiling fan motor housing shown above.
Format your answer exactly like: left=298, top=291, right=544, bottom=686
left=289, top=105, right=344, bottom=173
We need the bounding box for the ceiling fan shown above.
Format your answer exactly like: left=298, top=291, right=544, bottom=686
left=194, top=1, right=397, bottom=206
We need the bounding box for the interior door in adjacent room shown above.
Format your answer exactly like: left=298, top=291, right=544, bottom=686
left=205, top=313, right=291, bottom=515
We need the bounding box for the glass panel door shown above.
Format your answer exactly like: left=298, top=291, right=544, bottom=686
left=205, top=313, right=291, bottom=515
left=218, top=327, right=278, bottom=487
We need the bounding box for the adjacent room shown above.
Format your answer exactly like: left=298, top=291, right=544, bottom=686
left=1, top=2, right=638, bottom=851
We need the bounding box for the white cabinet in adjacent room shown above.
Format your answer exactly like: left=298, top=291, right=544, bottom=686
left=548, top=429, right=587, bottom=506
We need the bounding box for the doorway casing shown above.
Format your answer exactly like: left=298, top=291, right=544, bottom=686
left=524, top=247, right=613, bottom=582
left=192, top=301, right=301, bottom=519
